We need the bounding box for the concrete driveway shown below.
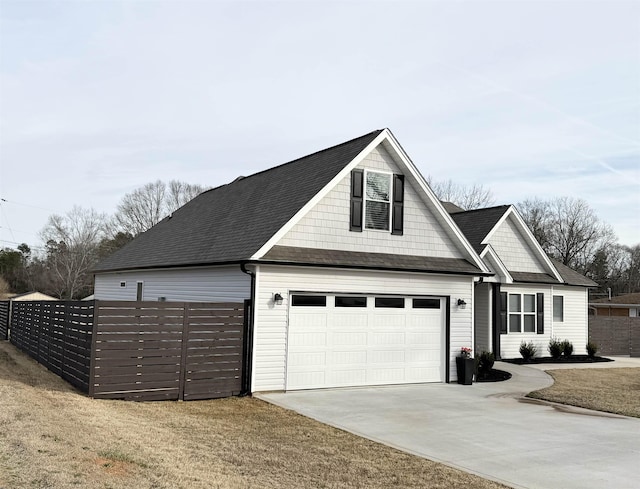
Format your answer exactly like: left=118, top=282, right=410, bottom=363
left=258, top=361, right=640, bottom=489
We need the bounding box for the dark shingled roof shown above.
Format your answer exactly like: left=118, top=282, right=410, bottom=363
left=449, top=205, right=510, bottom=254
left=551, top=260, right=598, bottom=287
left=94, top=130, right=384, bottom=272
left=262, top=246, right=485, bottom=275
left=510, top=271, right=560, bottom=284
left=591, top=292, right=640, bottom=305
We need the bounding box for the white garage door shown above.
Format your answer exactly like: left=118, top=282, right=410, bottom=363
left=286, top=294, right=445, bottom=390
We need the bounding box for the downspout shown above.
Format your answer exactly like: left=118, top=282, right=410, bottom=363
left=240, top=262, right=255, bottom=397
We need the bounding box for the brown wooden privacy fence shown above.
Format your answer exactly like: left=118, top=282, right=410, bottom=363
left=2, top=300, right=247, bottom=401
left=0, top=301, right=9, bottom=340
left=10, top=301, right=93, bottom=391
left=91, top=301, right=246, bottom=401
left=589, top=316, right=640, bottom=357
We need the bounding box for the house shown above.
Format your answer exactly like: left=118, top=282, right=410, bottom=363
left=590, top=293, right=640, bottom=317
left=3, top=291, right=59, bottom=301
left=93, top=128, right=493, bottom=392
left=447, top=204, right=597, bottom=358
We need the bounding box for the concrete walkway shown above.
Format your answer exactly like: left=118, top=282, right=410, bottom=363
left=258, top=361, right=640, bottom=489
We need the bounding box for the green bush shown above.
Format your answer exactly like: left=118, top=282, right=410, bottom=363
left=562, top=340, right=574, bottom=357
left=477, top=351, right=495, bottom=376
left=548, top=337, right=563, bottom=359
left=519, top=341, right=538, bottom=362
left=586, top=341, right=599, bottom=358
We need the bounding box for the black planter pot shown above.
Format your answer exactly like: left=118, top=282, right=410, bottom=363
left=456, top=356, right=474, bottom=385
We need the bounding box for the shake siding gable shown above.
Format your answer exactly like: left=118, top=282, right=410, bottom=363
left=252, top=265, right=474, bottom=392
left=278, top=145, right=462, bottom=259
left=488, top=217, right=548, bottom=273
left=94, top=266, right=251, bottom=302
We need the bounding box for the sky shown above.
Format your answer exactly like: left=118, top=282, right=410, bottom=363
left=0, top=0, right=639, bottom=253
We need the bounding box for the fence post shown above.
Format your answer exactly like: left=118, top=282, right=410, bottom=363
left=178, top=303, right=190, bottom=401
left=88, top=300, right=98, bottom=398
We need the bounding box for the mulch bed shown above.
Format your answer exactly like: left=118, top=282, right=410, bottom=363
left=502, top=355, right=612, bottom=365
left=475, top=369, right=512, bottom=382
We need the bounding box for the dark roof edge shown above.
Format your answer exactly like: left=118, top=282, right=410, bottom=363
left=92, top=260, right=246, bottom=274
left=249, top=259, right=494, bottom=277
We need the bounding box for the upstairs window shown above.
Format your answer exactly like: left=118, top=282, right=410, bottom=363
left=365, top=171, right=391, bottom=230
left=351, top=170, right=404, bottom=234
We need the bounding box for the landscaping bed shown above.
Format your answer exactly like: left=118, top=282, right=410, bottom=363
left=475, top=368, right=512, bottom=382
left=502, top=355, right=612, bottom=365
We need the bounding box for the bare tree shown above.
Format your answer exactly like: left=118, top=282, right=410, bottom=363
left=114, top=180, right=205, bottom=236
left=427, top=177, right=495, bottom=210
left=517, top=197, right=617, bottom=274
left=40, top=206, right=106, bottom=299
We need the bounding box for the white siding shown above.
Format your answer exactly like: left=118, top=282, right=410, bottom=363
left=551, top=286, right=588, bottom=355
left=474, top=282, right=491, bottom=353
left=278, top=145, right=462, bottom=259
left=94, top=266, right=250, bottom=302
left=499, top=284, right=589, bottom=357
left=488, top=217, right=547, bottom=273
left=252, top=265, right=474, bottom=392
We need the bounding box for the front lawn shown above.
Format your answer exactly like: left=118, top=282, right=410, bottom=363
left=0, top=342, right=506, bottom=489
left=527, top=368, right=640, bottom=418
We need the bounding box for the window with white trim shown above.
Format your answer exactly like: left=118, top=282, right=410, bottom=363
left=365, top=171, right=391, bottom=231
left=508, top=293, right=536, bottom=333
left=553, top=296, right=564, bottom=322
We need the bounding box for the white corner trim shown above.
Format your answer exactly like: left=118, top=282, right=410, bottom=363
left=480, top=245, right=513, bottom=284
left=250, top=130, right=389, bottom=260
left=382, top=131, right=490, bottom=273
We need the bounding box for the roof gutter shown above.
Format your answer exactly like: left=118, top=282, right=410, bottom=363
left=239, top=262, right=255, bottom=397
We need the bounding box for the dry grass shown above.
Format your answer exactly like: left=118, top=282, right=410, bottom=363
left=528, top=368, right=640, bottom=418
left=0, top=342, right=506, bottom=489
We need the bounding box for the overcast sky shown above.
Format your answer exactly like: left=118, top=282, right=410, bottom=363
left=1, top=0, right=638, bottom=253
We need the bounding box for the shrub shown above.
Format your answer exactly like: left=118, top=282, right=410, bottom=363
left=519, top=341, right=538, bottom=362
left=548, top=337, right=563, bottom=359
left=586, top=341, right=599, bottom=358
left=477, top=351, right=495, bottom=377
left=562, top=340, right=574, bottom=357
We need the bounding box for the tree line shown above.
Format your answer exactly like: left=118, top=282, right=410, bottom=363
left=0, top=180, right=205, bottom=299
left=1, top=179, right=637, bottom=300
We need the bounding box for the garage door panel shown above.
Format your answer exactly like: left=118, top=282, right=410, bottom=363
left=287, top=294, right=444, bottom=390
left=331, top=332, right=368, bottom=345
left=332, top=350, right=367, bottom=365
left=369, top=332, right=405, bottom=346
left=288, top=351, right=326, bottom=367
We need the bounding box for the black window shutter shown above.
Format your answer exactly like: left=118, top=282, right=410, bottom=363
left=391, top=174, right=404, bottom=235
left=536, top=293, right=544, bottom=334
left=350, top=170, right=363, bottom=232
left=500, top=292, right=508, bottom=334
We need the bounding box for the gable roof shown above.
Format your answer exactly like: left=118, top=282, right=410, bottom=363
left=95, top=128, right=492, bottom=275
left=450, top=205, right=596, bottom=287
left=591, top=292, right=640, bottom=305
left=95, top=130, right=384, bottom=272
left=449, top=205, right=510, bottom=254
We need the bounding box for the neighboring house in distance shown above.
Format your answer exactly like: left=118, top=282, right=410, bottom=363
left=590, top=293, right=640, bottom=317
left=3, top=291, right=59, bottom=301
left=447, top=204, right=597, bottom=358
left=94, top=128, right=493, bottom=392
